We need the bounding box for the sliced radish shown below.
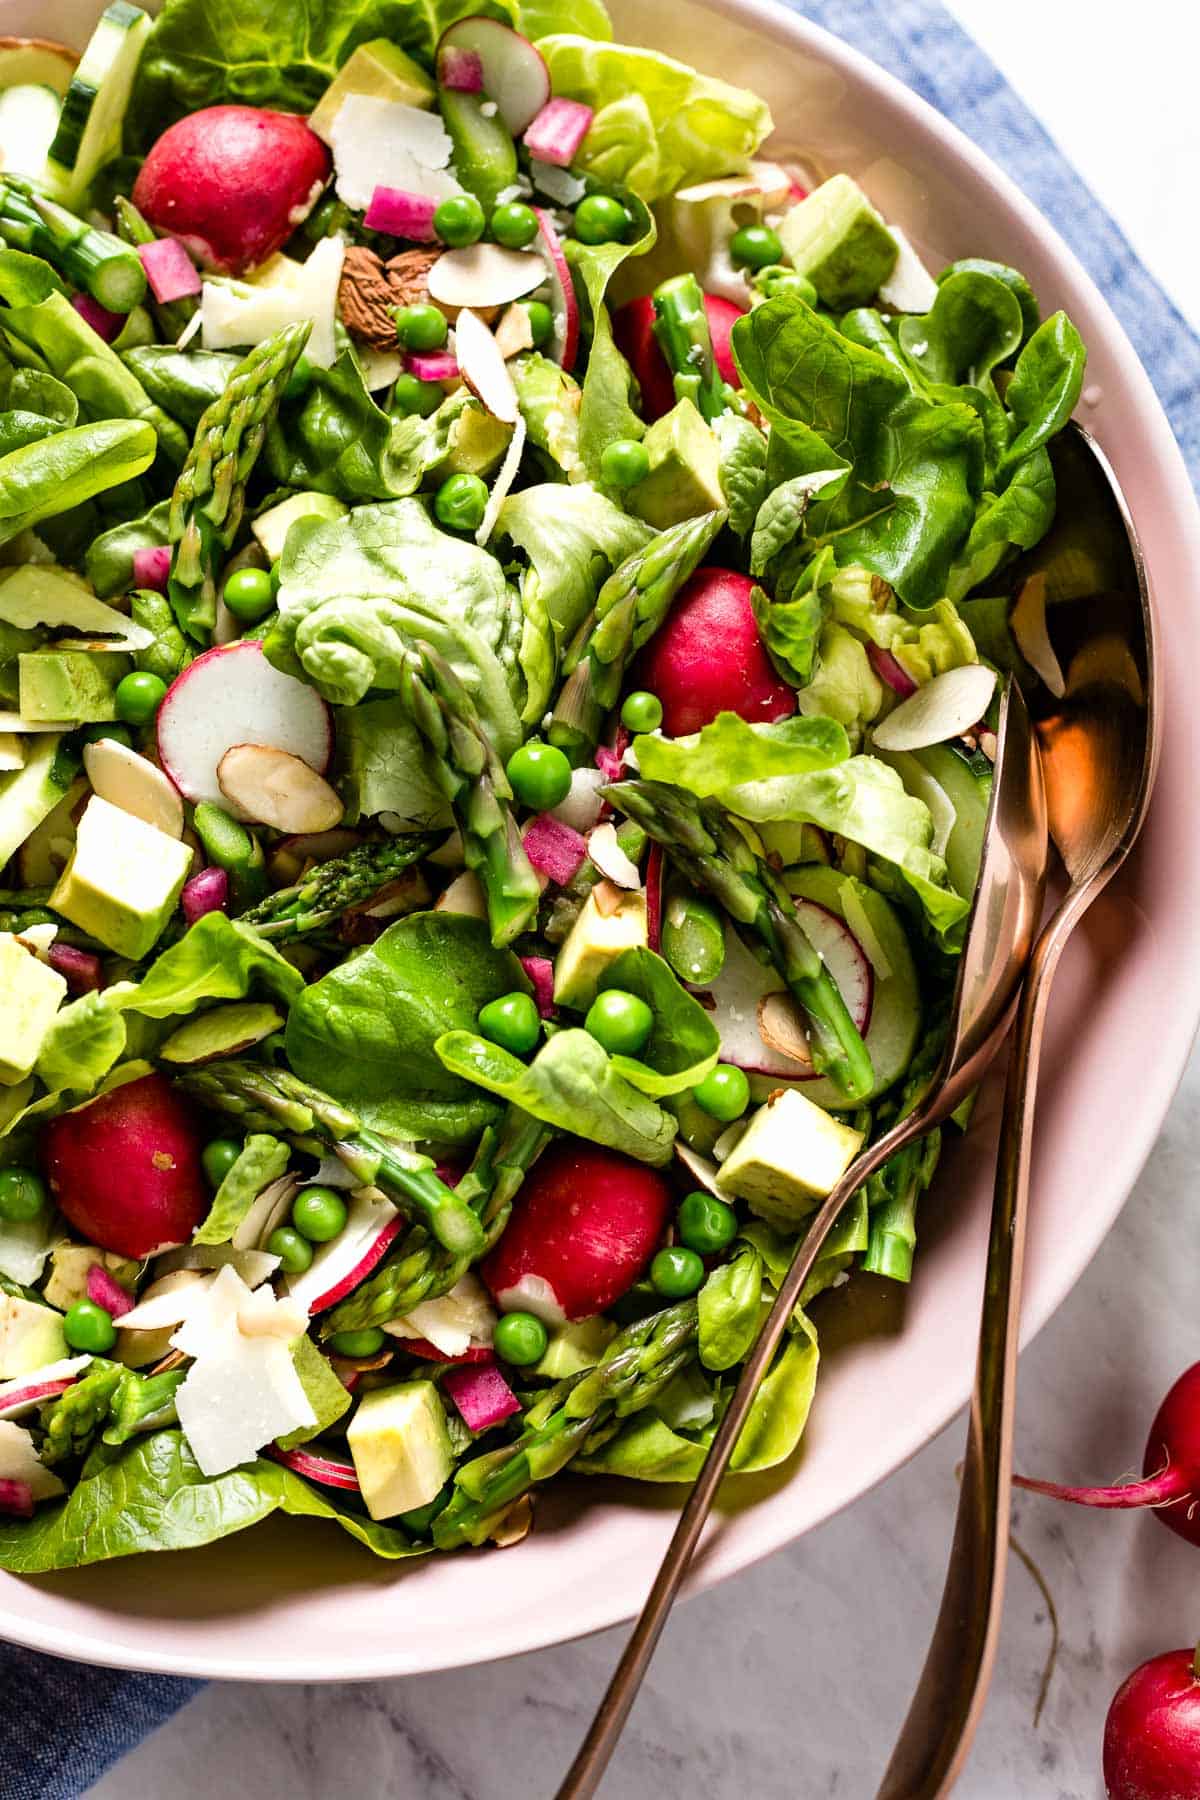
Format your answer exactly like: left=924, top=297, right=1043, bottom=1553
left=437, top=18, right=549, bottom=136
left=522, top=96, right=592, bottom=168
left=645, top=843, right=664, bottom=953
left=71, top=293, right=123, bottom=341
left=519, top=955, right=555, bottom=1018
left=427, top=243, right=545, bottom=310
left=0, top=1480, right=33, bottom=1518
left=401, top=1337, right=493, bottom=1364
left=453, top=307, right=519, bottom=424
left=216, top=743, right=344, bottom=833
left=523, top=812, right=586, bottom=885
left=157, top=641, right=333, bottom=815
left=674, top=161, right=793, bottom=206
left=867, top=642, right=918, bottom=699
left=533, top=207, right=578, bottom=371
left=86, top=1263, right=133, bottom=1318
left=83, top=738, right=183, bottom=839
left=285, top=1192, right=402, bottom=1314
left=267, top=1444, right=360, bottom=1491
left=405, top=350, right=458, bottom=382
left=703, top=908, right=872, bottom=1078
left=47, top=942, right=103, bottom=993
left=0, top=1358, right=89, bottom=1421
left=871, top=663, right=998, bottom=753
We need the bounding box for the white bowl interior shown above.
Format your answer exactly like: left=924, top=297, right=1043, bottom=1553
left=1, top=0, right=1199, bottom=1682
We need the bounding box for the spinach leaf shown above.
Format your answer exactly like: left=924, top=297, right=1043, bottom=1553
left=596, top=947, right=718, bottom=1097
left=286, top=912, right=529, bottom=1143
left=698, top=1243, right=762, bottom=1370
left=633, top=711, right=848, bottom=796
left=999, top=311, right=1086, bottom=480
left=0, top=419, right=156, bottom=549
left=946, top=447, right=1056, bottom=601
left=434, top=1027, right=677, bottom=1164
left=194, top=1134, right=290, bottom=1245
left=713, top=410, right=767, bottom=539
left=85, top=499, right=171, bottom=597
left=937, top=258, right=1040, bottom=344
left=897, top=270, right=1024, bottom=390
left=0, top=1429, right=422, bottom=1569
left=122, top=345, right=241, bottom=428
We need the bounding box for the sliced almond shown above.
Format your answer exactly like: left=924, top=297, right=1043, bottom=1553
left=434, top=869, right=487, bottom=918
left=591, top=877, right=624, bottom=918
left=587, top=821, right=641, bottom=889
left=454, top=307, right=519, bottom=424
left=216, top=744, right=343, bottom=833
left=237, top=1289, right=307, bottom=1341
left=1010, top=573, right=1066, bottom=699
left=870, top=663, right=998, bottom=753
left=494, top=301, right=535, bottom=360
left=757, top=991, right=815, bottom=1071
left=427, top=242, right=545, bottom=310
left=84, top=738, right=184, bottom=839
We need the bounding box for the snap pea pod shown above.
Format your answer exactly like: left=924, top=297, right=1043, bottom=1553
left=652, top=273, right=737, bottom=422
left=0, top=179, right=146, bottom=314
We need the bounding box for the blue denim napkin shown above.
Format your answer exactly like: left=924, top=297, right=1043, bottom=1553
left=2, top=5, right=1197, bottom=1797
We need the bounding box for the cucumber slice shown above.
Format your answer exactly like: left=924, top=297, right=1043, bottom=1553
left=0, top=38, right=77, bottom=94
left=0, top=83, right=62, bottom=179
left=749, top=866, right=921, bottom=1107
left=46, top=1, right=151, bottom=209
left=910, top=743, right=992, bottom=900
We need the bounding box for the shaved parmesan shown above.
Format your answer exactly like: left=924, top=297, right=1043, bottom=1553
left=0, top=1421, right=64, bottom=1501
left=0, top=734, right=24, bottom=772
left=878, top=226, right=939, bottom=314
left=201, top=237, right=344, bottom=368
left=330, top=95, right=459, bottom=211
left=475, top=414, right=525, bottom=547
left=118, top=1269, right=215, bottom=1333
left=384, top=1273, right=495, bottom=1357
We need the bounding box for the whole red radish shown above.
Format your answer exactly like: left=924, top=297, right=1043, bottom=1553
left=613, top=292, right=745, bottom=422
left=133, top=106, right=330, bottom=275
left=1015, top=1362, right=1200, bottom=1547
left=635, top=567, right=797, bottom=737
left=480, top=1139, right=672, bottom=1323
left=1104, top=1645, right=1200, bottom=1799
left=41, top=1074, right=208, bottom=1259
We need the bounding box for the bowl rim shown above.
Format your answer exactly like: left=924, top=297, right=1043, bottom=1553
left=2, top=0, right=1199, bottom=1684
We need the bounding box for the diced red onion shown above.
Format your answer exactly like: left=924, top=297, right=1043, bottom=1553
left=867, top=642, right=919, bottom=698
left=523, top=813, right=587, bottom=886
left=519, top=955, right=555, bottom=1018
left=405, top=350, right=458, bottom=382
left=86, top=1263, right=134, bottom=1319
left=47, top=943, right=103, bottom=993
left=266, top=1445, right=360, bottom=1491
left=181, top=866, right=229, bottom=924
left=523, top=97, right=593, bottom=168
left=131, top=544, right=171, bottom=593
left=137, top=237, right=201, bottom=303
left=71, top=293, right=124, bottom=341
left=0, top=1480, right=33, bottom=1519
left=645, top=843, right=664, bottom=954
left=364, top=186, right=438, bottom=240
left=594, top=745, right=622, bottom=783
left=442, top=1361, right=520, bottom=1432
left=440, top=46, right=483, bottom=91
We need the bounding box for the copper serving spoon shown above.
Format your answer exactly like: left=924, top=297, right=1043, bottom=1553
left=877, top=420, right=1157, bottom=1798
left=557, top=674, right=1050, bottom=1800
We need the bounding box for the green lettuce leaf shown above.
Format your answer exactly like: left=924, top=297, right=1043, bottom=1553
left=749, top=469, right=842, bottom=576
left=897, top=269, right=1024, bottom=390
left=510, top=353, right=584, bottom=478
left=597, top=947, right=718, bottom=1097
left=998, top=312, right=1086, bottom=480
left=194, top=1133, right=290, bottom=1245
left=286, top=911, right=528, bottom=1143
left=633, top=712, right=848, bottom=796
left=698, top=1243, right=762, bottom=1371
left=946, top=448, right=1056, bottom=601
left=539, top=36, right=772, bottom=201
left=713, top=410, right=767, bottom=539
left=824, top=567, right=979, bottom=684
left=435, top=1027, right=676, bottom=1164
left=335, top=694, right=452, bottom=829
left=566, top=191, right=656, bottom=478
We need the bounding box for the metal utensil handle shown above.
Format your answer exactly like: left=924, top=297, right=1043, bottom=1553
left=875, top=880, right=1098, bottom=1799
left=556, top=1113, right=919, bottom=1800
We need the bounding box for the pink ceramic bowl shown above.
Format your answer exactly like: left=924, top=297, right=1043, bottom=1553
left=2, top=0, right=1198, bottom=1684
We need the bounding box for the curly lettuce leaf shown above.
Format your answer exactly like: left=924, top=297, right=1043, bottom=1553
left=539, top=36, right=772, bottom=201
left=824, top=567, right=978, bottom=685
left=632, top=712, right=848, bottom=796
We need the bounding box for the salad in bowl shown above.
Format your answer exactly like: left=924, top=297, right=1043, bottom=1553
left=0, top=0, right=1084, bottom=1571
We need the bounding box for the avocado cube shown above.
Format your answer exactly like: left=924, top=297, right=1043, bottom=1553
left=716, top=1087, right=863, bottom=1227
left=251, top=492, right=346, bottom=565
left=347, top=1380, right=453, bottom=1520
left=0, top=736, right=73, bottom=871
left=0, top=932, right=66, bottom=1085
left=553, top=887, right=648, bottom=1011
left=50, top=794, right=192, bottom=960
left=535, top=1315, right=617, bottom=1380
left=42, top=1244, right=138, bottom=1314
left=778, top=174, right=899, bottom=309
left=0, top=1294, right=68, bottom=1378
left=309, top=39, right=436, bottom=141
left=18, top=650, right=127, bottom=723
left=626, top=400, right=726, bottom=531
left=439, top=404, right=512, bottom=478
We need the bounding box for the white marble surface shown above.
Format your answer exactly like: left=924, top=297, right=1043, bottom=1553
left=88, top=3, right=1199, bottom=1796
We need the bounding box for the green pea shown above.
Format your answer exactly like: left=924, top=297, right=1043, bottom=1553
left=677, top=1190, right=738, bottom=1255
left=493, top=1310, right=549, bottom=1366
left=267, top=1226, right=313, bottom=1274
left=478, top=990, right=541, bottom=1056
left=394, top=372, right=445, bottom=417
left=730, top=224, right=783, bottom=269
left=573, top=194, right=632, bottom=246
left=63, top=1299, right=117, bottom=1354
left=434, top=193, right=486, bottom=247
left=505, top=740, right=572, bottom=811
left=526, top=300, right=553, bottom=347
left=78, top=722, right=133, bottom=749
left=754, top=264, right=818, bottom=305
left=292, top=1185, right=348, bottom=1243
left=619, top=689, right=662, bottom=733
left=693, top=1063, right=750, bottom=1122
left=328, top=1327, right=387, bottom=1358
left=395, top=303, right=449, bottom=352
left=201, top=1137, right=241, bottom=1188
left=434, top=470, right=489, bottom=533
left=222, top=566, right=275, bottom=623
left=491, top=202, right=539, bottom=249
left=661, top=893, right=726, bottom=985
left=0, top=1167, right=46, bottom=1223
left=585, top=988, right=654, bottom=1057
left=114, top=670, right=166, bottom=726
left=600, top=438, right=650, bottom=490
left=650, top=1245, right=705, bottom=1299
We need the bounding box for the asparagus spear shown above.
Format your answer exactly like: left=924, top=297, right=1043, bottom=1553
left=240, top=834, right=442, bottom=941
left=320, top=1106, right=552, bottom=1337
left=168, top=321, right=310, bottom=641
left=0, top=179, right=146, bottom=314
left=549, top=509, right=726, bottom=765
left=651, top=273, right=736, bottom=423
left=176, top=1060, right=486, bottom=1258
left=401, top=641, right=541, bottom=948
left=861, top=1020, right=948, bottom=1280
left=432, top=1300, right=700, bottom=1548
left=604, top=779, right=874, bottom=1103
left=113, top=196, right=196, bottom=341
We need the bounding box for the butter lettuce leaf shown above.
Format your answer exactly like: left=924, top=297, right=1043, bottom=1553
left=597, top=947, right=719, bottom=1097
left=566, top=191, right=656, bottom=478
left=194, top=1134, right=290, bottom=1245
left=632, top=712, right=848, bottom=796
